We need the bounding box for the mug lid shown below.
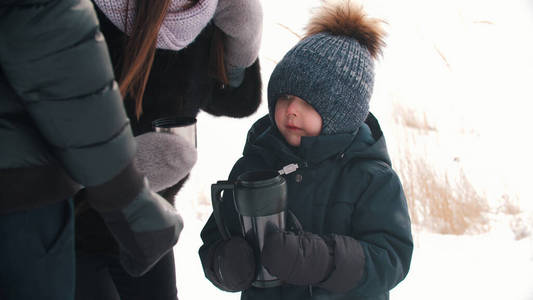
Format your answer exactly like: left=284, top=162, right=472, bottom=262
left=152, top=117, right=196, bottom=129
left=237, top=170, right=284, bottom=188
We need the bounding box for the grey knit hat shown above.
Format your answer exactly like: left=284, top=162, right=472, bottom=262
left=268, top=1, right=385, bottom=135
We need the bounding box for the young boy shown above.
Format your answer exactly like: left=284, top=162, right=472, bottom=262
left=199, top=1, right=413, bottom=299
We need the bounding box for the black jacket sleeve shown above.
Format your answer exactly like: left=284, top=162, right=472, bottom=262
left=202, top=58, right=262, bottom=118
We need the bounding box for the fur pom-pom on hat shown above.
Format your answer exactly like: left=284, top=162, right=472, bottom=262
left=268, top=0, right=387, bottom=135
left=304, top=0, right=386, bottom=59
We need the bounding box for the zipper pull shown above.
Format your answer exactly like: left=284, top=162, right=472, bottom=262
left=278, top=163, right=299, bottom=175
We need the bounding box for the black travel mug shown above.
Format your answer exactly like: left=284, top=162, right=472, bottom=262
left=211, top=170, right=287, bottom=288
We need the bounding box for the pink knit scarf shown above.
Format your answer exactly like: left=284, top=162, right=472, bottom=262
left=94, top=0, right=218, bottom=50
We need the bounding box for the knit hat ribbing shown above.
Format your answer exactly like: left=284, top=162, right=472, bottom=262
left=267, top=1, right=385, bottom=135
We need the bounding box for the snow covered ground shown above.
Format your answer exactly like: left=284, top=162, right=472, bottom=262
left=172, top=0, right=533, bottom=299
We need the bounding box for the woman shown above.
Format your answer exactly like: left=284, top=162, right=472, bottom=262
left=0, top=0, right=182, bottom=299
left=75, top=0, right=263, bottom=299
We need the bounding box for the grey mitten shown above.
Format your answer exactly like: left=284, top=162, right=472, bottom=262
left=77, top=175, right=184, bottom=277
left=214, top=0, right=263, bottom=86
left=134, top=132, right=197, bottom=192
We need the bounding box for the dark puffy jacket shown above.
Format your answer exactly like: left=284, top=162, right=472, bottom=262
left=200, top=114, right=413, bottom=300
left=0, top=0, right=147, bottom=213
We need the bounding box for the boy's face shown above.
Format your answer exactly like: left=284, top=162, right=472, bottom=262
left=274, top=95, right=322, bottom=147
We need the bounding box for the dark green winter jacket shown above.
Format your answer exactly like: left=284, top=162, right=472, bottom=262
left=200, top=114, right=413, bottom=300
left=0, top=0, right=145, bottom=213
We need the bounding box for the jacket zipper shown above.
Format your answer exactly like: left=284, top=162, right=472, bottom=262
left=279, top=162, right=314, bottom=297
left=278, top=163, right=299, bottom=175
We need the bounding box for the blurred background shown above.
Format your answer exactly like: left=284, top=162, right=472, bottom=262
left=173, top=0, right=533, bottom=299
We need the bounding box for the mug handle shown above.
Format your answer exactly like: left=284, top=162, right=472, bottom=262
left=211, top=181, right=234, bottom=240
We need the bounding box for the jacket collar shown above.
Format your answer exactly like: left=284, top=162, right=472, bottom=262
left=245, top=113, right=389, bottom=167
left=295, top=131, right=358, bottom=165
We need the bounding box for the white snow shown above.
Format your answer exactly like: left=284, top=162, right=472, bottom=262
left=172, top=0, right=533, bottom=299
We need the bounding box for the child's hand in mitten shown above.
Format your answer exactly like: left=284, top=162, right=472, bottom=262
left=203, top=236, right=256, bottom=292
left=261, top=231, right=333, bottom=286
left=134, top=132, right=197, bottom=192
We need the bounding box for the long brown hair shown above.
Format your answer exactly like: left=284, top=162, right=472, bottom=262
left=118, top=0, right=199, bottom=119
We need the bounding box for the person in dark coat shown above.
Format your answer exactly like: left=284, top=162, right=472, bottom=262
left=0, top=0, right=183, bottom=299
left=75, top=0, right=263, bottom=299
left=199, top=1, right=413, bottom=299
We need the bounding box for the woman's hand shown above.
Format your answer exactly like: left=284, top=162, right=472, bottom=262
left=134, top=132, right=197, bottom=192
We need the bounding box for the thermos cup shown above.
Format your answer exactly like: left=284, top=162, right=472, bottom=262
left=211, top=170, right=287, bottom=288
left=152, top=117, right=197, bottom=148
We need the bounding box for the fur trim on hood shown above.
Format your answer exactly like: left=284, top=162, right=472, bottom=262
left=304, top=0, right=386, bottom=59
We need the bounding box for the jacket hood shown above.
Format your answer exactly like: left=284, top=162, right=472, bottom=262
left=243, top=113, right=391, bottom=168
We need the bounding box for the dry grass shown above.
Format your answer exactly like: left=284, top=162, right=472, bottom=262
left=509, top=216, right=531, bottom=241
left=276, top=23, right=303, bottom=39
left=498, top=194, right=531, bottom=240
left=395, top=149, right=490, bottom=235
left=392, top=102, right=437, bottom=132
left=397, top=156, right=489, bottom=235
left=391, top=104, right=489, bottom=235
left=499, top=194, right=522, bottom=215
left=433, top=43, right=452, bottom=70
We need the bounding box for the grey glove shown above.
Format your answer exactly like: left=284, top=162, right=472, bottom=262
left=134, top=132, right=197, bottom=192
left=214, top=0, right=263, bottom=86
left=77, top=169, right=184, bottom=277
left=99, top=182, right=183, bottom=276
